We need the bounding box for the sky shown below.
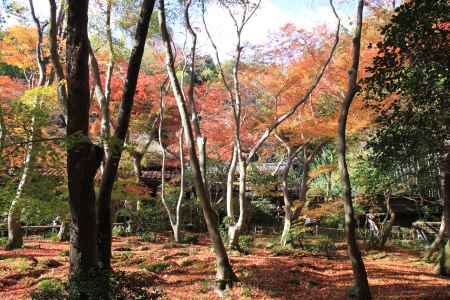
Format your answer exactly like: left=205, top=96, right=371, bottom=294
left=2, top=0, right=357, bottom=59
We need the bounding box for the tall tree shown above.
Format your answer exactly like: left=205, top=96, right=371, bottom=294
left=6, top=0, right=47, bottom=250
left=158, top=0, right=237, bottom=290
left=364, top=0, right=450, bottom=273
left=336, top=1, right=371, bottom=299
left=97, top=0, right=156, bottom=270
left=66, top=0, right=103, bottom=294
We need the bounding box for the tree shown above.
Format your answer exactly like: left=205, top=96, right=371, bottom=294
left=97, top=0, right=156, bottom=270
left=65, top=0, right=103, bottom=295
left=158, top=0, right=237, bottom=290
left=364, top=0, right=450, bottom=273
left=336, top=1, right=371, bottom=299
left=5, top=0, right=48, bottom=250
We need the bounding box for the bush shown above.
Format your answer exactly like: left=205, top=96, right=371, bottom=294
left=304, top=238, right=337, bottom=256
left=270, top=245, right=296, bottom=256
left=31, top=278, right=66, bottom=300
left=112, top=225, right=130, bottom=237
left=235, top=235, right=254, bottom=255
left=143, top=262, right=170, bottom=273
left=139, top=232, right=158, bottom=243
left=182, top=233, right=198, bottom=244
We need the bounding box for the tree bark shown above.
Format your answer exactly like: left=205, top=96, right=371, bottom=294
left=6, top=99, right=39, bottom=250
left=158, top=1, right=237, bottom=289
left=49, top=0, right=68, bottom=118
left=378, top=194, right=395, bottom=248
left=66, top=0, right=103, bottom=291
left=226, top=145, right=238, bottom=222
left=58, top=216, right=69, bottom=242
left=336, top=1, right=371, bottom=299
left=96, top=0, right=156, bottom=270
left=438, top=149, right=450, bottom=275
left=425, top=214, right=446, bottom=259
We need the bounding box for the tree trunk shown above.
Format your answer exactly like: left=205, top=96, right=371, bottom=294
left=96, top=0, right=156, bottom=270
left=280, top=149, right=295, bottom=247
left=158, top=1, right=237, bottom=289
left=228, top=160, right=247, bottom=247
left=226, top=146, right=238, bottom=222
left=425, top=214, right=446, bottom=259
left=336, top=1, right=371, bottom=299
left=5, top=0, right=49, bottom=251
left=378, top=194, right=395, bottom=248
left=58, top=217, right=69, bottom=242
left=66, top=4, right=104, bottom=299
left=438, top=149, right=450, bottom=275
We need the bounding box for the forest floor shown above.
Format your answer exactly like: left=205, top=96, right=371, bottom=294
left=0, top=234, right=449, bottom=300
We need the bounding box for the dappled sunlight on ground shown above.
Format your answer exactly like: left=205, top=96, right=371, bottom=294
left=0, top=235, right=449, bottom=299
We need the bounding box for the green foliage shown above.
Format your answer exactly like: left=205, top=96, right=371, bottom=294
left=143, top=262, right=170, bottom=273
left=364, top=0, right=449, bottom=199
left=112, top=224, right=131, bottom=237
left=31, top=278, right=65, bottom=300
left=234, top=235, right=254, bottom=255
left=270, top=245, right=296, bottom=257
left=0, top=62, right=24, bottom=78
left=182, top=232, right=198, bottom=244
left=139, top=232, right=159, bottom=243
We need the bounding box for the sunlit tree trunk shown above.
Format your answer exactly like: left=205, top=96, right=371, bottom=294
left=378, top=193, right=395, bottom=248
left=336, top=1, right=371, bottom=299
left=158, top=1, right=237, bottom=289
left=58, top=216, right=69, bottom=242
left=6, top=103, right=37, bottom=250
left=226, top=146, right=238, bottom=222
left=6, top=0, right=46, bottom=250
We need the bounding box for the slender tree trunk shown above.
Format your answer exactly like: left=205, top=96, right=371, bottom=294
left=326, top=171, right=332, bottom=200
left=58, top=216, right=69, bottom=242
left=158, top=1, right=237, bottom=288
left=280, top=149, right=295, bottom=247
left=378, top=194, right=395, bottom=248
left=228, top=160, right=247, bottom=247
left=226, top=146, right=238, bottom=222
left=6, top=0, right=46, bottom=250
left=49, top=0, right=68, bottom=119
left=96, top=0, right=156, bottom=270
left=425, top=214, right=446, bottom=259
left=66, top=2, right=103, bottom=295
left=7, top=98, right=39, bottom=249
left=438, top=149, right=450, bottom=275
left=336, top=1, right=371, bottom=299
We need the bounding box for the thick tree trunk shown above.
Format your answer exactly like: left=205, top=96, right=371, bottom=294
left=378, top=194, right=395, bottom=248
left=158, top=1, right=237, bottom=289
left=96, top=0, right=156, bottom=270
left=336, top=1, right=371, bottom=299
left=66, top=4, right=104, bottom=299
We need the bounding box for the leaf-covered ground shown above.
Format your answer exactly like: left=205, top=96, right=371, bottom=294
left=0, top=235, right=449, bottom=299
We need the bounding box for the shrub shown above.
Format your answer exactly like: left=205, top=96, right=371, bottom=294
left=271, top=245, right=296, bottom=256
left=139, top=232, right=158, bottom=243
left=143, top=262, right=170, bottom=273
left=235, top=235, right=254, bottom=255
left=182, top=233, right=198, bottom=244
left=112, top=225, right=130, bottom=237
left=31, top=278, right=66, bottom=300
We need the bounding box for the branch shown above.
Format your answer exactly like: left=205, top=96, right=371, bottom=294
left=245, top=0, right=341, bottom=165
